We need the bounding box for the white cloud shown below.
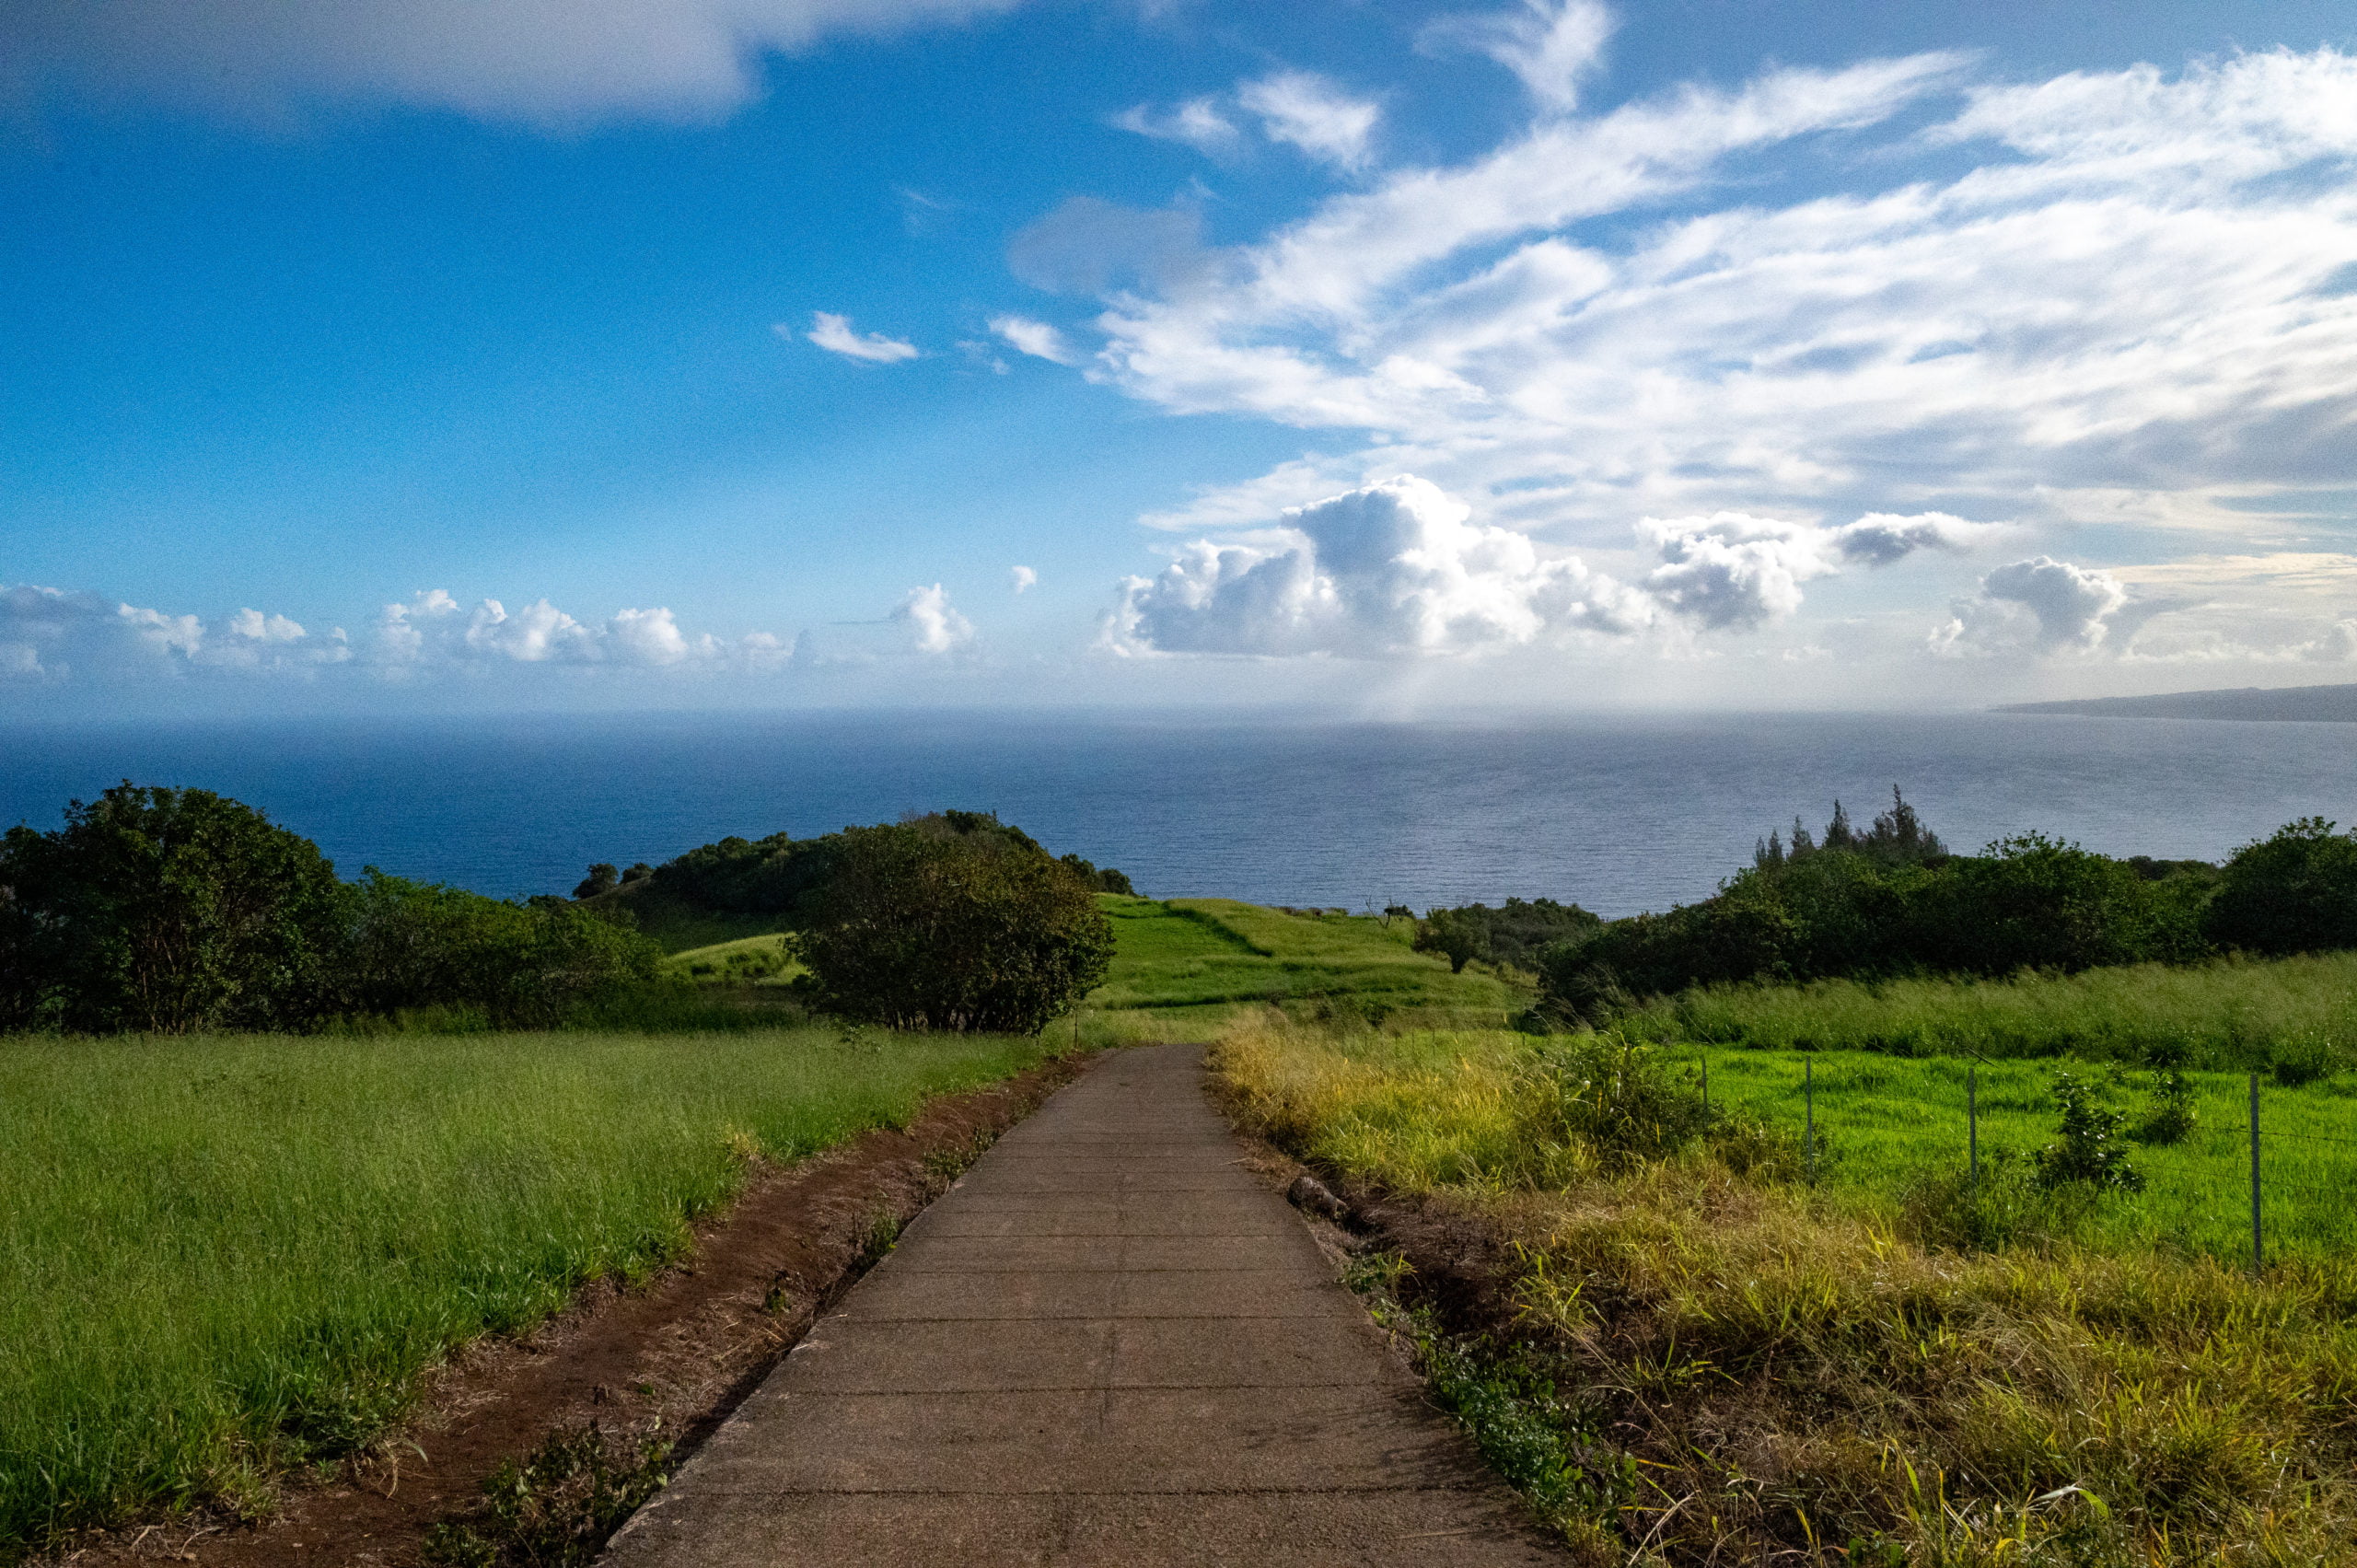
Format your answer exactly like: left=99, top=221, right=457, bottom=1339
left=1422, top=0, right=1615, bottom=114
left=2, top=0, right=1032, bottom=125
left=2, top=581, right=349, bottom=682
left=1062, top=41, right=2357, bottom=626
left=1115, top=479, right=2003, bottom=658
left=896, top=583, right=974, bottom=653
left=372, top=588, right=795, bottom=673
left=1235, top=71, right=1380, bottom=173
left=1110, top=97, right=1241, bottom=157
left=1010, top=565, right=1039, bottom=594
left=799, top=311, right=921, bottom=363
left=1109, top=475, right=1652, bottom=656
left=1638, top=513, right=1838, bottom=630
left=1932, top=556, right=2131, bottom=656
left=989, top=314, right=1076, bottom=365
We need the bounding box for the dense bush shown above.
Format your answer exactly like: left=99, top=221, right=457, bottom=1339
left=1415, top=898, right=1599, bottom=973
left=797, top=819, right=1112, bottom=1032
left=0, top=784, right=348, bottom=1033
left=2205, top=817, right=2357, bottom=956
left=344, top=874, right=665, bottom=1028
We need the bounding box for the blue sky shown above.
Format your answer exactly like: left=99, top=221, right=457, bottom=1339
left=5, top=0, right=2356, bottom=714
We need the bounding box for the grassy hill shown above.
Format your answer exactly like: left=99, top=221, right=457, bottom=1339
left=1085, top=895, right=1526, bottom=1031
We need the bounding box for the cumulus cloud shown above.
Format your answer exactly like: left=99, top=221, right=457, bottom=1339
left=0, top=0, right=1030, bottom=125
left=989, top=314, right=1076, bottom=365
left=1113, top=479, right=2003, bottom=657
left=798, top=311, right=921, bottom=363
left=1235, top=71, right=1380, bottom=172
left=1931, top=556, right=2132, bottom=656
left=1109, top=475, right=1652, bottom=656
left=1421, top=0, right=1614, bottom=114
left=1059, top=40, right=2357, bottom=598
left=372, top=588, right=792, bottom=673
left=1637, top=513, right=1838, bottom=631
left=2, top=581, right=350, bottom=682
left=896, top=584, right=974, bottom=653
left=1010, top=565, right=1039, bottom=594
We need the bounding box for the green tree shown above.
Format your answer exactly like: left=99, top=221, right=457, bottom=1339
left=797, top=822, right=1112, bottom=1032
left=344, top=872, right=664, bottom=1027
left=1412, top=907, right=1491, bottom=973
left=2206, top=817, right=2357, bottom=956
left=573, top=863, right=619, bottom=900
left=0, top=783, right=347, bottom=1033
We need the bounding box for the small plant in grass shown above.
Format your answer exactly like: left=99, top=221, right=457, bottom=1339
left=1898, top=1147, right=2088, bottom=1252
left=2270, top=1032, right=2337, bottom=1086
left=1514, top=1035, right=1713, bottom=1175
left=2132, top=1069, right=2199, bottom=1144
left=421, top=1423, right=669, bottom=1568
left=2035, top=1070, right=2144, bottom=1192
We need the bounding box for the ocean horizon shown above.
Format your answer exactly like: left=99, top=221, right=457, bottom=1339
left=5, top=707, right=2353, bottom=919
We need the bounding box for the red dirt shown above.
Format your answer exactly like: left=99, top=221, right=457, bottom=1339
left=56, top=1052, right=1094, bottom=1568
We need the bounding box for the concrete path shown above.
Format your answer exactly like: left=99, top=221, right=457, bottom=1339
left=602, top=1043, right=1560, bottom=1566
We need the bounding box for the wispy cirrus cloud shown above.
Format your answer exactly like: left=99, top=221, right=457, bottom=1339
left=797, top=311, right=921, bottom=364
left=1043, top=9, right=2357, bottom=667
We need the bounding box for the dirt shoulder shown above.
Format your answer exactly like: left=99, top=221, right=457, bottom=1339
left=60, top=1051, right=1095, bottom=1568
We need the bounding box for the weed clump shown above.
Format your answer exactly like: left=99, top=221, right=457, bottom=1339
left=422, top=1423, right=669, bottom=1567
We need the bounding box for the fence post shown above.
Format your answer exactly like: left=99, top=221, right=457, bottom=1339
left=1805, top=1058, right=1816, bottom=1186
left=2250, top=1073, right=2263, bottom=1275
left=1968, top=1066, right=1978, bottom=1193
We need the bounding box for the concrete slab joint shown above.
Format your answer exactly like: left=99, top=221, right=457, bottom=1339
left=601, top=1042, right=1560, bottom=1565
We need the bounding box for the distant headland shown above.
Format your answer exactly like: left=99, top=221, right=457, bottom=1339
left=1998, top=682, right=2357, bottom=722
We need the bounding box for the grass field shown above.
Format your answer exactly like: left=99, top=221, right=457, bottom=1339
left=1612, top=949, right=2357, bottom=1071
left=0, top=1027, right=1055, bottom=1555
left=1214, top=1013, right=2357, bottom=1564
left=1083, top=896, right=1524, bottom=1030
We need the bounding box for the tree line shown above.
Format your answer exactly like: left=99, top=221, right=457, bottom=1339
left=1504, top=788, right=2357, bottom=1027
left=0, top=784, right=1114, bottom=1036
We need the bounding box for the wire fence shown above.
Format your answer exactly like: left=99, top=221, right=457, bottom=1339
left=1690, top=1052, right=2354, bottom=1271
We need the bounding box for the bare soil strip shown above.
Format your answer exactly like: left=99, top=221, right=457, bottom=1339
left=58, top=1053, right=1094, bottom=1568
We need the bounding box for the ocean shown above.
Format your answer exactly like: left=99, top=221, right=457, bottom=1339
left=4, top=710, right=2353, bottom=918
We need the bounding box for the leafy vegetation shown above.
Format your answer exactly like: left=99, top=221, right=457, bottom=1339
left=1411, top=897, right=1600, bottom=974
left=798, top=819, right=1113, bottom=1032
left=1535, top=795, right=2357, bottom=1025
left=422, top=1423, right=671, bottom=1568
left=1215, top=1014, right=2357, bottom=1564
left=0, top=1025, right=1059, bottom=1556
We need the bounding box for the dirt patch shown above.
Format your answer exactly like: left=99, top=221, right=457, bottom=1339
left=57, top=1052, right=1094, bottom=1568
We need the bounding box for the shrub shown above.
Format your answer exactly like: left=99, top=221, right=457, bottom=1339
left=2034, top=1070, right=2144, bottom=1192
left=1514, top=1036, right=1713, bottom=1174
left=573, top=863, right=619, bottom=900
left=1413, top=908, right=1492, bottom=973
left=2206, top=817, right=2357, bottom=956
left=797, top=822, right=1112, bottom=1032
left=0, top=783, right=347, bottom=1033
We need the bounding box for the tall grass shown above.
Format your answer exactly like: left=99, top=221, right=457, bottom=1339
left=1214, top=1013, right=2357, bottom=1565
left=0, top=1026, right=1052, bottom=1556
left=1612, top=949, right=2357, bottom=1070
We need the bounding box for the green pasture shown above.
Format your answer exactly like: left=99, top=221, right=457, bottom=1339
left=661, top=932, right=804, bottom=985
left=1613, top=949, right=2357, bottom=1071
left=1673, top=1044, right=2357, bottom=1262
left=1084, top=895, right=1525, bottom=1028
left=0, top=1026, right=1054, bottom=1554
